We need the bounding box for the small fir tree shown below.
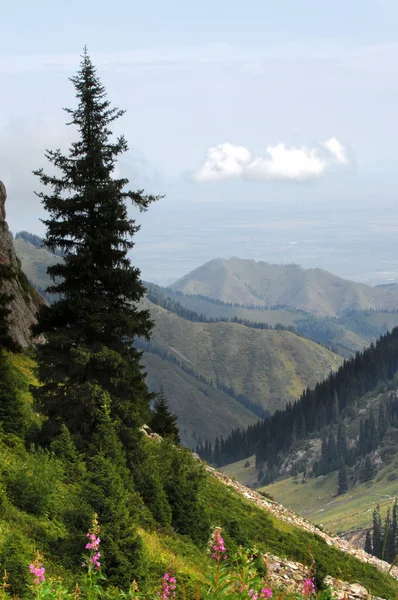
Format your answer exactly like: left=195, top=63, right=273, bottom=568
left=151, top=390, right=180, bottom=443
left=337, top=462, right=348, bottom=495
left=392, top=497, right=398, bottom=562
left=336, top=422, right=347, bottom=460
left=361, top=455, right=374, bottom=482
left=372, top=505, right=384, bottom=559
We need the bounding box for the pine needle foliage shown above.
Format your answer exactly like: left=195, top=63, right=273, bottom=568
left=32, top=47, right=162, bottom=451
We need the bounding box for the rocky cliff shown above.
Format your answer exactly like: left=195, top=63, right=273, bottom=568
left=0, top=181, right=42, bottom=347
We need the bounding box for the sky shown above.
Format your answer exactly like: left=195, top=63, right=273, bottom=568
left=2, top=0, right=398, bottom=284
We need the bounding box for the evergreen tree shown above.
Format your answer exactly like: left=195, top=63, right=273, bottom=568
left=83, top=402, right=148, bottom=586
left=327, top=434, right=337, bottom=468
left=214, top=437, right=221, bottom=465
left=0, top=353, right=28, bottom=436
left=365, top=529, right=373, bottom=555
left=372, top=505, right=383, bottom=559
left=378, top=404, right=388, bottom=440
left=361, top=456, right=374, bottom=483
left=392, top=497, right=398, bottom=562
left=151, top=390, right=180, bottom=443
left=337, top=462, right=348, bottom=495
left=336, top=422, right=347, bottom=460
left=331, top=390, right=339, bottom=423
left=384, top=507, right=395, bottom=563
left=32, top=48, right=161, bottom=452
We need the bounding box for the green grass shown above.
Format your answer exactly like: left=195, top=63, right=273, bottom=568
left=262, top=464, right=398, bottom=536
left=220, top=455, right=258, bottom=487
left=204, top=477, right=398, bottom=599
left=1, top=352, right=398, bottom=599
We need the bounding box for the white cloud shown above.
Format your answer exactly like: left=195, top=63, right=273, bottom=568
left=194, top=137, right=349, bottom=183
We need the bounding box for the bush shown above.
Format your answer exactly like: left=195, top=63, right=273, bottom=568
left=5, top=448, right=63, bottom=516
left=0, top=531, right=32, bottom=597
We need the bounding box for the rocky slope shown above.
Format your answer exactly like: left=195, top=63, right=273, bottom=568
left=209, top=467, right=398, bottom=585
left=0, top=182, right=42, bottom=347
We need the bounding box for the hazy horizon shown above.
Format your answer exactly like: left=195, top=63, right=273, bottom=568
left=2, top=0, right=398, bottom=287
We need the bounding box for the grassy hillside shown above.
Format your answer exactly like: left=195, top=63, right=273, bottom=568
left=2, top=352, right=398, bottom=600
left=142, top=299, right=342, bottom=428
left=261, top=460, right=398, bottom=538
left=170, top=258, right=398, bottom=317
left=142, top=352, right=259, bottom=448
left=148, top=282, right=398, bottom=358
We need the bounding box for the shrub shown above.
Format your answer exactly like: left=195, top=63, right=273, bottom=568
left=5, top=448, right=63, bottom=516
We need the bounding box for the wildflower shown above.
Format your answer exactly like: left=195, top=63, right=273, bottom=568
left=90, top=552, right=101, bottom=570
left=85, top=534, right=101, bottom=551
left=29, top=561, right=46, bottom=585
left=158, top=572, right=176, bottom=600
left=302, top=577, right=315, bottom=597
left=248, top=589, right=258, bottom=600
left=83, top=515, right=101, bottom=571
left=209, top=528, right=227, bottom=563
left=260, top=588, right=273, bottom=599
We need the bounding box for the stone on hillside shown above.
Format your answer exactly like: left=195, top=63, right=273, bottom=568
left=0, top=180, right=43, bottom=347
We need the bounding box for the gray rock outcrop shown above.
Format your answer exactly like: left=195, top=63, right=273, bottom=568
left=0, top=180, right=43, bottom=347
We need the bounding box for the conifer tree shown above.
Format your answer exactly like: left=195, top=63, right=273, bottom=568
left=392, top=497, right=398, bottom=561
left=372, top=505, right=383, bottom=559
left=337, top=462, right=348, bottom=495
left=32, top=48, right=161, bottom=451
left=384, top=506, right=395, bottom=563
left=336, top=422, right=347, bottom=460
left=365, top=529, right=373, bottom=555
left=151, top=390, right=180, bottom=443
left=361, top=455, right=374, bottom=483
left=327, top=434, right=337, bottom=468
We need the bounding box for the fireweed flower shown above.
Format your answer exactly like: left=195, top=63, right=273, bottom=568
left=158, top=573, right=176, bottom=600
left=302, top=577, right=315, bottom=597
left=85, top=534, right=101, bottom=551
left=83, top=515, right=101, bottom=571
left=209, top=527, right=227, bottom=563
left=90, top=552, right=101, bottom=570
left=260, top=588, right=273, bottom=598
left=29, top=561, right=46, bottom=585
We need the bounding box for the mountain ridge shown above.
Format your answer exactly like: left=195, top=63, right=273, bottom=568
left=170, top=257, right=398, bottom=317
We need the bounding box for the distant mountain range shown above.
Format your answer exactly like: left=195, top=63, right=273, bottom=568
left=171, top=257, right=398, bottom=317
left=13, top=234, right=344, bottom=446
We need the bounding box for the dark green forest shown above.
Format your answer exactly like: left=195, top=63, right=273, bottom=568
left=197, top=327, right=398, bottom=478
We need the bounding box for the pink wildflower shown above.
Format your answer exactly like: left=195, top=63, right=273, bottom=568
left=85, top=534, right=101, bottom=551
left=302, top=577, right=315, bottom=597
left=260, top=588, right=273, bottom=599
left=83, top=515, right=101, bottom=571
left=248, top=590, right=259, bottom=600
left=29, top=562, right=45, bottom=585
left=158, top=573, right=176, bottom=600
left=210, top=528, right=227, bottom=563
left=90, top=552, right=101, bottom=570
